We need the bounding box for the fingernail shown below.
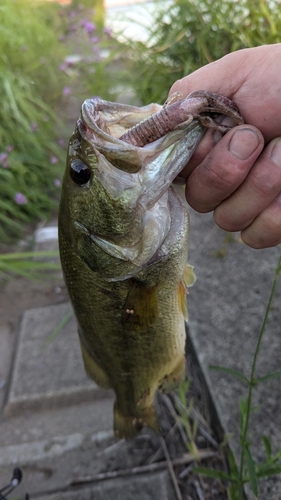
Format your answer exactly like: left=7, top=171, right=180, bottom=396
left=213, top=116, right=234, bottom=144
left=271, top=138, right=281, bottom=167
left=229, top=128, right=260, bottom=160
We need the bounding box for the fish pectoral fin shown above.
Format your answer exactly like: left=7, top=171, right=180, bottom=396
left=184, top=263, right=196, bottom=287
left=79, top=339, right=112, bottom=389
left=121, top=282, right=158, bottom=331
left=114, top=401, right=160, bottom=439
left=158, top=356, right=186, bottom=392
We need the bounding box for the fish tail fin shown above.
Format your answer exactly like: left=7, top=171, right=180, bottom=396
left=113, top=401, right=160, bottom=439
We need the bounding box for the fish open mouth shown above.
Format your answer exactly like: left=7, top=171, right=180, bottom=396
left=80, top=91, right=243, bottom=150
left=70, top=92, right=243, bottom=278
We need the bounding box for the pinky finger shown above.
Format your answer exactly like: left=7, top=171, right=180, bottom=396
left=241, top=195, right=281, bottom=249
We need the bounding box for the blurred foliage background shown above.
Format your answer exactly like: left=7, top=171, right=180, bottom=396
left=0, top=0, right=113, bottom=243
left=115, top=0, right=281, bottom=103
left=0, top=0, right=281, bottom=245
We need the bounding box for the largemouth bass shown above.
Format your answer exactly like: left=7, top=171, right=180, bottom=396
left=59, top=91, right=243, bottom=439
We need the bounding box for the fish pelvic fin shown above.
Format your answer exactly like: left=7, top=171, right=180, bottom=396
left=158, top=356, right=186, bottom=392
left=79, top=338, right=112, bottom=389
left=113, top=401, right=160, bottom=439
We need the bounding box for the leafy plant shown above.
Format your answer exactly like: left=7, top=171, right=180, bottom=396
left=0, top=0, right=115, bottom=243
left=115, top=0, right=281, bottom=105
left=0, top=250, right=61, bottom=281
left=0, top=0, right=69, bottom=241
left=177, top=379, right=201, bottom=460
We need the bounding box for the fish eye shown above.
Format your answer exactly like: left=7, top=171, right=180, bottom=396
left=70, top=159, right=91, bottom=186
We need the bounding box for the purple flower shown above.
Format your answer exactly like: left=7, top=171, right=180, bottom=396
left=0, top=153, right=8, bottom=168
left=91, top=36, right=100, bottom=44
left=58, top=35, right=66, bottom=42
left=57, top=138, right=66, bottom=148
left=62, top=55, right=83, bottom=68
left=14, top=192, right=27, bottom=205
left=103, top=27, right=112, bottom=36
left=30, top=122, right=38, bottom=132
left=6, top=145, right=14, bottom=153
left=63, top=86, right=71, bottom=96
left=81, top=19, right=96, bottom=34
left=59, top=62, right=68, bottom=71
left=50, top=156, right=58, bottom=165
left=54, top=178, right=61, bottom=187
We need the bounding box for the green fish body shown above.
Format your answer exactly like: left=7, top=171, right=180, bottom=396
left=59, top=96, right=234, bottom=438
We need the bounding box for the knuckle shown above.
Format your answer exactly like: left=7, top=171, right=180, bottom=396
left=241, top=210, right=281, bottom=249
left=250, top=170, right=278, bottom=197
left=202, top=155, right=235, bottom=190
left=262, top=213, right=281, bottom=238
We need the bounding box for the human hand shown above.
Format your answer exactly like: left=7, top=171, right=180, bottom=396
left=170, top=44, right=281, bottom=249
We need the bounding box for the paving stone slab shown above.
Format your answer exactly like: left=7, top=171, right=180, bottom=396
left=0, top=399, right=114, bottom=448
left=0, top=429, right=115, bottom=495
left=4, top=302, right=114, bottom=416
left=34, top=472, right=174, bottom=500
left=0, top=419, right=174, bottom=500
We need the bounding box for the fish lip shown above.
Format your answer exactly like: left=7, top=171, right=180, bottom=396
left=79, top=98, right=132, bottom=147
left=81, top=98, right=100, bottom=130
